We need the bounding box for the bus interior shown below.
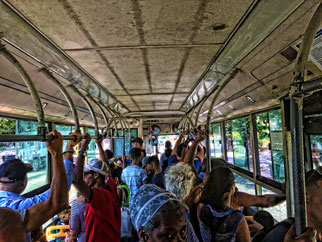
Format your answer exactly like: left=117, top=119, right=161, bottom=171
left=0, top=0, right=321, bottom=239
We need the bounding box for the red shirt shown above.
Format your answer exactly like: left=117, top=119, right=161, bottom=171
left=85, top=187, right=121, bottom=242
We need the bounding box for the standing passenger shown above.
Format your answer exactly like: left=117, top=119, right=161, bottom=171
left=73, top=134, right=121, bottom=242
left=121, top=148, right=148, bottom=205
left=148, top=156, right=165, bottom=189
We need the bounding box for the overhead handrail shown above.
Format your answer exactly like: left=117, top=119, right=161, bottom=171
left=205, top=69, right=240, bottom=172
left=68, top=85, right=99, bottom=137
left=0, top=43, right=46, bottom=136
left=98, top=101, right=119, bottom=135
left=194, top=98, right=208, bottom=128
left=86, top=94, right=109, bottom=133
left=41, top=68, right=80, bottom=133
left=289, top=2, right=322, bottom=236
left=104, top=104, right=125, bottom=136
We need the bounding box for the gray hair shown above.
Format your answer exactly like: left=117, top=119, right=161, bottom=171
left=165, top=163, right=195, bottom=201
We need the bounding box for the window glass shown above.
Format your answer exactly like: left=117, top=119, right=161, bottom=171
left=310, top=135, right=321, bottom=168
left=113, top=129, right=124, bottom=157
left=256, top=112, right=273, bottom=179
left=231, top=118, right=252, bottom=171
left=87, top=128, right=99, bottom=161
left=158, top=135, right=179, bottom=156
left=261, top=187, right=287, bottom=222
left=209, top=125, right=215, bottom=158
left=212, top=123, right=222, bottom=158
left=225, top=121, right=234, bottom=164
left=15, top=120, right=49, bottom=194
left=55, top=124, right=73, bottom=148
left=233, top=173, right=255, bottom=195
left=269, top=110, right=285, bottom=182
left=124, top=129, right=138, bottom=156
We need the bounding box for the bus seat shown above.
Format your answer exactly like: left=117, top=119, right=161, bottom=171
left=46, top=225, right=69, bottom=241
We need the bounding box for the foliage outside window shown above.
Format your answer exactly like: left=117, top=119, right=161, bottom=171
left=231, top=117, right=253, bottom=171
left=256, top=110, right=285, bottom=182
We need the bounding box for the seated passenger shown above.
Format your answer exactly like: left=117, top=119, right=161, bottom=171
left=262, top=166, right=322, bottom=242
left=73, top=133, right=121, bottom=241
left=147, top=156, right=165, bottom=189
left=199, top=166, right=251, bottom=242
left=121, top=148, right=148, bottom=205
left=0, top=131, right=81, bottom=210
left=130, top=184, right=188, bottom=242
left=0, top=130, right=69, bottom=241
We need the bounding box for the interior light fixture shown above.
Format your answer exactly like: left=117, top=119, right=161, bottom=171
left=199, top=110, right=209, bottom=116
left=64, top=110, right=72, bottom=117
left=246, top=96, right=255, bottom=103
left=216, top=110, right=222, bottom=115
left=81, top=115, right=88, bottom=120
left=228, top=105, right=235, bottom=110
left=42, top=102, right=48, bottom=108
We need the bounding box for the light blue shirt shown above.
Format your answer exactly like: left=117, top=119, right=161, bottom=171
left=121, top=165, right=147, bottom=205
left=0, top=160, right=75, bottom=210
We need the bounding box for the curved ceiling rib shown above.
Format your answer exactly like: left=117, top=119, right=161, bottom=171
left=0, top=1, right=126, bottom=116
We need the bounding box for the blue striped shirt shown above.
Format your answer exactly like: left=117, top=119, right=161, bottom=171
left=121, top=165, right=147, bottom=205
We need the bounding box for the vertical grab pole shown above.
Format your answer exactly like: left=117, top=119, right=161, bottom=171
left=98, top=101, right=120, bottom=136
left=205, top=70, right=240, bottom=172
left=0, top=44, right=46, bottom=136
left=194, top=99, right=207, bottom=128
left=68, top=85, right=99, bottom=137
left=290, top=2, right=322, bottom=236
left=105, top=105, right=125, bottom=137
left=41, top=69, right=80, bottom=133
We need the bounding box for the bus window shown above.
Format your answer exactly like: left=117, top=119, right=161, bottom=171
left=210, top=123, right=222, bottom=158
left=113, top=129, right=124, bottom=157
left=231, top=117, right=253, bottom=171
left=55, top=124, right=73, bottom=148
left=124, top=128, right=138, bottom=156
left=14, top=120, right=49, bottom=194
left=225, top=121, right=234, bottom=164
left=87, top=128, right=99, bottom=161
left=261, top=186, right=287, bottom=222
left=310, top=135, right=321, bottom=168
left=256, top=112, right=273, bottom=179
left=268, top=110, right=285, bottom=182
left=233, top=173, right=255, bottom=195
left=256, top=110, right=285, bottom=182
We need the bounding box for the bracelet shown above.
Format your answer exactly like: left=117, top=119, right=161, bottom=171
left=63, top=150, right=74, bottom=155
left=78, top=150, right=87, bottom=156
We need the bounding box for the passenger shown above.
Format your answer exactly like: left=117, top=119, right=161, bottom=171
left=132, top=137, right=146, bottom=157
left=130, top=184, right=188, bottom=242
left=142, top=156, right=153, bottom=184
left=105, top=149, right=114, bottom=160
left=160, top=140, right=172, bottom=169
left=312, top=144, right=320, bottom=168
left=161, top=147, right=172, bottom=174
left=0, top=130, right=69, bottom=241
left=65, top=194, right=86, bottom=242
left=73, top=133, right=121, bottom=241
left=165, top=162, right=201, bottom=242
left=262, top=166, right=322, bottom=242
left=199, top=166, right=251, bottom=242
left=183, top=130, right=206, bottom=176
left=209, top=158, right=287, bottom=209
left=168, top=131, right=188, bottom=166
left=96, top=134, right=109, bottom=164
left=0, top=131, right=81, bottom=210
left=121, top=148, right=148, bottom=205
left=111, top=165, right=130, bottom=207
left=147, top=156, right=165, bottom=189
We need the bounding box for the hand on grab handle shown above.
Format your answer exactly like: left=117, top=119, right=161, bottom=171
left=284, top=225, right=316, bottom=242
left=80, top=133, right=91, bottom=151
left=95, top=133, right=104, bottom=145
left=66, top=132, right=82, bottom=149
left=46, top=130, right=63, bottom=156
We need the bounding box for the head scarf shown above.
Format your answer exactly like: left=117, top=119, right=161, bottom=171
left=130, top=184, right=181, bottom=231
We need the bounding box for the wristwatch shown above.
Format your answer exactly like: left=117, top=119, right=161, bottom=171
left=78, top=150, right=87, bottom=156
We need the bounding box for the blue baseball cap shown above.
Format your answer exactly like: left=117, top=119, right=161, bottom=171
left=0, top=159, right=32, bottom=183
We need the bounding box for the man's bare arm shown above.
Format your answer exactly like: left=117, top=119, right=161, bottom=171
left=171, top=131, right=187, bottom=156
left=73, top=133, right=92, bottom=201
left=23, top=130, right=68, bottom=232
left=63, top=132, right=82, bottom=161
left=232, top=191, right=286, bottom=208
left=96, top=134, right=108, bottom=165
